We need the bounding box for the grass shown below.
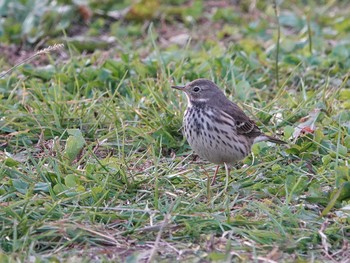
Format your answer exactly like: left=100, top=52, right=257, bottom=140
left=1, top=0, right=350, bottom=262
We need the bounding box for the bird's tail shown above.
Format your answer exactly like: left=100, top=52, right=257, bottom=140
left=254, top=134, right=287, bottom=144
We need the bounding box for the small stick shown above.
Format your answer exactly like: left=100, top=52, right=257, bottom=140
left=147, top=201, right=176, bottom=263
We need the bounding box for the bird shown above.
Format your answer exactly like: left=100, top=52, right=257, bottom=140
left=171, top=78, right=286, bottom=183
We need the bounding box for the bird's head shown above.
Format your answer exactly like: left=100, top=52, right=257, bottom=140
left=171, top=78, right=223, bottom=105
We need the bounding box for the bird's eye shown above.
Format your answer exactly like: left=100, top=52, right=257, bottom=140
left=193, top=86, right=200, bottom=92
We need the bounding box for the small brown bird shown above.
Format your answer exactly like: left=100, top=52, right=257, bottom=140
left=172, top=78, right=286, bottom=182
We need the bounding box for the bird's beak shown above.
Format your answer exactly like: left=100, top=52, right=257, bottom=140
left=171, top=85, right=185, bottom=90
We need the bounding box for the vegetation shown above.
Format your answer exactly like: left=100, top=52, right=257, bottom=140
left=1, top=0, right=350, bottom=261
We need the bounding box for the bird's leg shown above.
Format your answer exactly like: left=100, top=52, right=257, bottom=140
left=224, top=162, right=230, bottom=193
left=211, top=165, right=220, bottom=185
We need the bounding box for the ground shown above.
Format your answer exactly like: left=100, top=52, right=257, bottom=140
left=0, top=0, right=350, bottom=262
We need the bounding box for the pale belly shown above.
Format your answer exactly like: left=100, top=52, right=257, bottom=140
left=183, top=106, right=250, bottom=164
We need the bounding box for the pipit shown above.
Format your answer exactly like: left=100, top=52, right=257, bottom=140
left=172, top=78, right=286, bottom=183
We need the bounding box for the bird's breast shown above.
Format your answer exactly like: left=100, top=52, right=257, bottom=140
left=183, top=106, right=250, bottom=164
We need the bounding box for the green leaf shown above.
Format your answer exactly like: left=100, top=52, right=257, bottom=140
left=63, top=129, right=86, bottom=165
left=331, top=44, right=349, bottom=59
left=184, top=0, right=203, bottom=19
left=339, top=89, right=350, bottom=100
left=322, top=155, right=332, bottom=165
left=53, top=184, right=68, bottom=194
left=3, top=157, right=20, bottom=167
left=322, top=182, right=350, bottom=215
left=76, top=185, right=85, bottom=192
left=65, top=174, right=79, bottom=188
left=208, top=252, right=227, bottom=261
left=98, top=68, right=112, bottom=82
left=336, top=144, right=348, bottom=156
left=22, top=65, right=56, bottom=80
left=12, top=179, right=29, bottom=194
left=337, top=182, right=350, bottom=201
left=125, top=0, right=160, bottom=21
left=284, top=125, right=294, bottom=139
left=34, top=182, right=50, bottom=193
left=235, top=80, right=251, bottom=101
left=279, top=12, right=303, bottom=29
left=285, top=144, right=301, bottom=155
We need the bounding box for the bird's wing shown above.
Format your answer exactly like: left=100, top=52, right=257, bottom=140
left=222, top=102, right=262, bottom=137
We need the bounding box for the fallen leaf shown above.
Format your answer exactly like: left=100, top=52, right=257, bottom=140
left=292, top=108, right=321, bottom=140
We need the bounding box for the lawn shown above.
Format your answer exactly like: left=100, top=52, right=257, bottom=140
left=0, top=0, right=350, bottom=262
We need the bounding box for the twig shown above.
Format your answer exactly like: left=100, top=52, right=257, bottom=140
left=147, top=201, right=176, bottom=263
left=0, top=43, right=64, bottom=79
left=318, top=220, right=332, bottom=259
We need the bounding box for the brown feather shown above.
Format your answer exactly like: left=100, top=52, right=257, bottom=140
left=221, top=101, right=262, bottom=138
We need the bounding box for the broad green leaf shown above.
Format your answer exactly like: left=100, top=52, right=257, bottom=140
left=63, top=129, right=86, bottom=165
left=53, top=184, right=68, bottom=194
left=34, top=182, right=50, bottom=192
left=339, top=89, right=350, bottom=100
left=65, top=174, right=78, bottom=188
left=12, top=179, right=29, bottom=194
left=235, top=80, right=251, bottom=101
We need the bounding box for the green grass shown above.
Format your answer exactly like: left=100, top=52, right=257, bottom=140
left=1, top=0, right=350, bottom=262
